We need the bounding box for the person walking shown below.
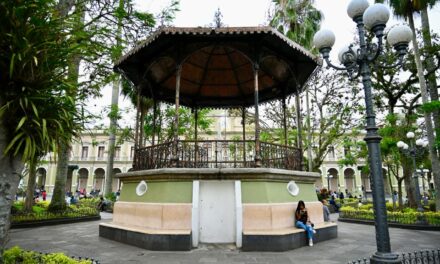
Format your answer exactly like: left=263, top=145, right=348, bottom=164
left=322, top=199, right=330, bottom=222
left=42, top=189, right=47, bottom=201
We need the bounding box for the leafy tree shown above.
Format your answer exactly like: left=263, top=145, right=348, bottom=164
left=143, top=106, right=214, bottom=143
left=102, top=0, right=178, bottom=195
left=0, top=0, right=84, bottom=259
left=304, top=68, right=362, bottom=171
left=270, top=0, right=323, bottom=51
left=377, top=0, right=440, bottom=211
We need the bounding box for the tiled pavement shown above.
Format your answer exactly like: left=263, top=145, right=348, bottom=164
left=6, top=213, right=440, bottom=264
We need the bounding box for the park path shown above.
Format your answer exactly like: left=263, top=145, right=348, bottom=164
left=7, top=213, right=440, bottom=264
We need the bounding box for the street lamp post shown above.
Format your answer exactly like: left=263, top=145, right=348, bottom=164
left=397, top=132, right=428, bottom=214
left=313, top=0, right=412, bottom=263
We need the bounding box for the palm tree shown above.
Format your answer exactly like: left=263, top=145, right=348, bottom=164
left=420, top=6, right=440, bottom=154
left=377, top=0, right=440, bottom=211
left=270, top=0, right=323, bottom=50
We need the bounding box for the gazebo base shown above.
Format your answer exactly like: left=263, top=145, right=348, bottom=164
left=99, top=168, right=337, bottom=251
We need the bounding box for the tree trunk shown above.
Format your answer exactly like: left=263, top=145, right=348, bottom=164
left=49, top=0, right=80, bottom=211
left=421, top=8, right=440, bottom=152
left=0, top=113, right=24, bottom=262
left=104, top=0, right=124, bottom=196
left=403, top=170, right=416, bottom=208
left=48, top=142, right=69, bottom=211
left=24, top=159, right=37, bottom=212
left=104, top=79, right=119, bottom=196
left=408, top=14, right=440, bottom=212
left=397, top=179, right=404, bottom=209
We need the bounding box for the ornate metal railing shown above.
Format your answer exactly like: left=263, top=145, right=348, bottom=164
left=348, top=249, right=440, bottom=264
left=134, top=140, right=302, bottom=170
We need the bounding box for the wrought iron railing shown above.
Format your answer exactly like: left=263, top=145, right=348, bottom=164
left=134, top=140, right=302, bottom=170
left=348, top=249, right=440, bottom=264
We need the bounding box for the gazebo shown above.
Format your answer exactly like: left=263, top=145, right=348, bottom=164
left=100, top=26, right=337, bottom=251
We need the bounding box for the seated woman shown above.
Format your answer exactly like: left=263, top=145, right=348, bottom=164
left=295, top=200, right=316, bottom=246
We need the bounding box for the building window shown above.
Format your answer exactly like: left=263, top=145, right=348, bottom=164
left=328, top=146, right=335, bottom=159
left=130, top=146, right=134, bottom=159
left=344, top=146, right=350, bottom=157
left=81, top=146, right=88, bottom=160
left=98, top=146, right=105, bottom=160
left=115, top=146, right=121, bottom=160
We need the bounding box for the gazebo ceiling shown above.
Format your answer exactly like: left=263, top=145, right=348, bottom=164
left=115, top=27, right=319, bottom=108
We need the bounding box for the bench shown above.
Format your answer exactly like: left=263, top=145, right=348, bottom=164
left=99, top=202, right=192, bottom=251
left=241, top=202, right=338, bottom=251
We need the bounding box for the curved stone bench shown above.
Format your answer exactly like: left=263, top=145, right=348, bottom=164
left=99, top=202, right=192, bottom=251
left=241, top=202, right=338, bottom=251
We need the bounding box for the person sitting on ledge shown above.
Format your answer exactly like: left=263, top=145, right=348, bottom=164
left=295, top=200, right=316, bottom=247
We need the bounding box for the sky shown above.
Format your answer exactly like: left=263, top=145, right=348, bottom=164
left=87, top=0, right=440, bottom=127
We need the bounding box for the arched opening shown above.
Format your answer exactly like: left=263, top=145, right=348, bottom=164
left=361, top=170, right=371, bottom=192
left=94, top=168, right=105, bottom=193
left=36, top=168, right=46, bottom=189
left=112, top=168, right=122, bottom=192
left=327, top=168, right=339, bottom=193
left=344, top=168, right=355, bottom=194
left=77, top=168, right=89, bottom=191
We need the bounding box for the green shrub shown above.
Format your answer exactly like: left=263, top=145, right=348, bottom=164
left=77, top=198, right=100, bottom=209
left=340, top=206, right=356, bottom=212
left=32, top=206, right=45, bottom=213
left=428, top=200, right=436, bottom=212
left=36, top=201, right=50, bottom=209
left=386, top=202, right=394, bottom=211
left=105, top=192, right=117, bottom=202
left=359, top=203, right=373, bottom=211
left=3, top=246, right=92, bottom=264
left=402, top=207, right=416, bottom=213
left=340, top=208, right=440, bottom=226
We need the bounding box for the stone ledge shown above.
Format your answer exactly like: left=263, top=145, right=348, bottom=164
left=243, top=222, right=337, bottom=235
left=99, top=223, right=192, bottom=251
left=117, top=168, right=320, bottom=183
left=100, top=222, right=191, bottom=235
left=242, top=223, right=337, bottom=251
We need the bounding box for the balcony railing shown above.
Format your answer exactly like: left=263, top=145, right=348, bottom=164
left=133, top=140, right=302, bottom=171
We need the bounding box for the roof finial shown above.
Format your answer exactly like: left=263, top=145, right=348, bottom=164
left=213, top=8, right=224, bottom=28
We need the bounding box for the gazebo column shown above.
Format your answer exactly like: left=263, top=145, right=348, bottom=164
left=133, top=86, right=142, bottom=170
left=295, top=87, right=303, bottom=169
left=253, top=63, right=261, bottom=167
left=282, top=96, right=288, bottom=146
left=194, top=107, right=198, bottom=167
left=152, top=100, right=157, bottom=145
left=172, top=64, right=182, bottom=167
left=242, top=107, right=246, bottom=164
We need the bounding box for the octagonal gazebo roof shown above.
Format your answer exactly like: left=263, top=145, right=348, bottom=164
left=115, top=26, right=319, bottom=108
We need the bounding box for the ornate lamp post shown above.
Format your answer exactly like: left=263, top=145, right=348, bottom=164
left=397, top=132, right=429, bottom=214
left=313, top=0, right=412, bottom=263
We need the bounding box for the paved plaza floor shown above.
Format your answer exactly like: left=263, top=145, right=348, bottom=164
left=6, top=213, right=440, bottom=264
